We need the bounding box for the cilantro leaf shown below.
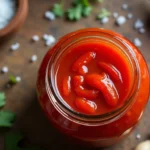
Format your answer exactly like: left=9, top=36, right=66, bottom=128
left=0, top=92, right=6, bottom=108
left=97, top=8, right=111, bottom=19
left=5, top=132, right=44, bottom=150
left=52, top=3, right=64, bottom=17
left=9, top=75, right=17, bottom=84
left=0, top=111, right=16, bottom=127
left=67, top=4, right=82, bottom=21
left=82, top=6, right=92, bottom=17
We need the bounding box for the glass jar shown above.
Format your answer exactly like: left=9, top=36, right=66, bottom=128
left=37, top=28, right=150, bottom=147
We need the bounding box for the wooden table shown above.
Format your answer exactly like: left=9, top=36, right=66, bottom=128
left=0, top=0, right=150, bottom=149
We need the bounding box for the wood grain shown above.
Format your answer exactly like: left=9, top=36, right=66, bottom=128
left=0, top=0, right=150, bottom=150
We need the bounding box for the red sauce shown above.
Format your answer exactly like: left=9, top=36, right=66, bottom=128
left=37, top=28, right=149, bottom=147
left=56, top=40, right=134, bottom=115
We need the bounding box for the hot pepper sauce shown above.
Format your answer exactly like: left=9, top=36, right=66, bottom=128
left=37, top=28, right=149, bottom=147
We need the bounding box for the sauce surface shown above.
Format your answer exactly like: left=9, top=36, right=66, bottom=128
left=56, top=40, right=133, bottom=115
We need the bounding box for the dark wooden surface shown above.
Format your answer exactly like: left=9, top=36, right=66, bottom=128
left=0, top=0, right=150, bottom=150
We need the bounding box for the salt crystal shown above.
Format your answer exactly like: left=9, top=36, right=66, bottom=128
left=139, top=28, right=146, bottom=34
left=116, top=16, right=126, bottom=25
left=10, top=43, right=20, bottom=51
left=134, top=19, right=144, bottom=29
left=16, top=76, right=21, bottom=82
left=45, top=11, right=55, bottom=21
left=134, top=38, right=142, bottom=47
left=43, top=34, right=49, bottom=41
left=122, top=4, right=128, bottom=10
left=45, top=35, right=56, bottom=46
left=0, top=0, right=16, bottom=29
left=136, top=134, right=141, bottom=140
left=31, top=55, right=37, bottom=62
left=127, top=13, right=133, bottom=19
left=32, top=35, right=40, bottom=42
left=101, top=17, right=109, bottom=24
left=113, top=12, right=118, bottom=18
left=1, top=66, right=8, bottom=73
left=45, top=40, right=54, bottom=47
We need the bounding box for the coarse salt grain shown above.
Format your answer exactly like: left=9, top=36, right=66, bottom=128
left=1, top=66, right=8, bottom=73
left=0, top=0, right=16, bottom=29
left=134, top=19, right=144, bottom=29
left=45, top=40, right=54, bottom=47
left=10, top=43, right=20, bottom=51
left=113, top=12, right=118, bottom=18
left=45, top=35, right=56, bottom=47
left=116, top=16, right=126, bottom=26
left=136, top=134, right=141, bottom=140
left=45, top=11, right=55, bottom=21
left=122, top=4, right=128, bottom=10
left=31, top=55, right=37, bottom=62
left=32, top=35, right=40, bottom=42
left=43, top=34, right=49, bottom=41
left=16, top=76, right=21, bottom=82
left=127, top=13, right=133, bottom=19
left=139, top=28, right=146, bottom=34
left=134, top=38, right=142, bottom=47
left=100, top=17, right=109, bottom=24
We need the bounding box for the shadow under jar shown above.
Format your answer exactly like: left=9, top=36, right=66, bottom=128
left=37, top=28, right=150, bottom=147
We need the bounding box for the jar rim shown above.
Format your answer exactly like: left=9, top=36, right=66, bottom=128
left=45, top=28, right=140, bottom=126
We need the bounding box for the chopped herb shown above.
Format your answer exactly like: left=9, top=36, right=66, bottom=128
left=67, top=0, right=93, bottom=21
left=9, top=75, right=17, bottom=84
left=0, top=92, right=6, bottom=108
left=0, top=111, right=16, bottom=127
left=5, top=132, right=44, bottom=150
left=80, top=0, right=90, bottom=7
left=97, top=8, right=111, bottom=19
left=52, top=3, right=64, bottom=17
left=67, top=4, right=82, bottom=21
left=82, top=6, right=92, bottom=17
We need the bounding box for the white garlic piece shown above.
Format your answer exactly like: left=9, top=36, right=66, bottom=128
left=135, top=140, right=150, bottom=150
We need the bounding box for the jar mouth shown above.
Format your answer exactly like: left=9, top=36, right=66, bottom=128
left=46, top=28, right=140, bottom=126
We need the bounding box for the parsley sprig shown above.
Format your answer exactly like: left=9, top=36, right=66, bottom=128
left=52, top=2, right=64, bottom=17
left=0, top=92, right=16, bottom=128
left=67, top=0, right=93, bottom=20
left=52, top=0, right=103, bottom=21
left=0, top=111, right=16, bottom=127
left=0, top=92, right=6, bottom=108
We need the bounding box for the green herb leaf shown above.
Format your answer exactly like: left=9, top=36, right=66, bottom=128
left=81, top=0, right=90, bottom=6
left=0, top=111, right=16, bottom=127
left=9, top=75, right=17, bottom=84
left=0, top=92, right=6, bottom=108
left=97, top=8, right=111, bottom=19
left=52, top=3, right=64, bottom=17
left=67, top=4, right=82, bottom=21
left=73, top=0, right=90, bottom=7
left=5, top=132, right=44, bottom=150
left=82, top=6, right=92, bottom=17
